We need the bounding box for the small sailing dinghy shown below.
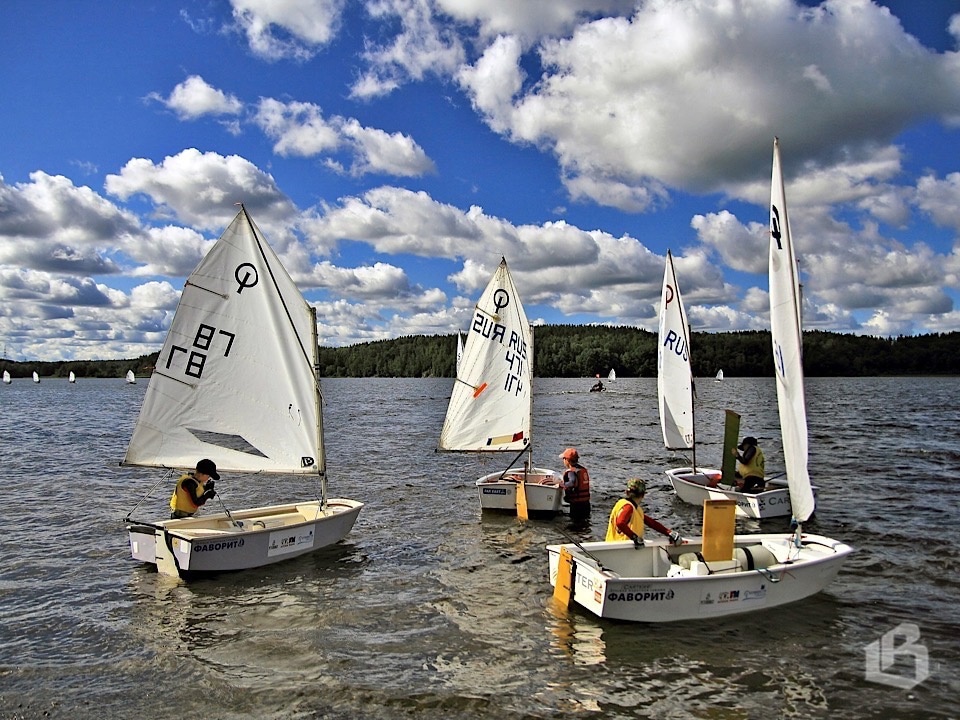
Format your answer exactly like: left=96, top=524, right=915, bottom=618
left=126, top=370, right=136, bottom=384
left=456, top=329, right=464, bottom=375
left=69, top=371, right=76, bottom=383
left=438, top=258, right=562, bottom=516
left=32, top=371, right=40, bottom=383
left=123, top=205, right=363, bottom=577
left=607, top=368, right=616, bottom=382
left=715, top=369, right=723, bottom=382
left=3, top=370, right=11, bottom=384
left=546, top=139, right=853, bottom=621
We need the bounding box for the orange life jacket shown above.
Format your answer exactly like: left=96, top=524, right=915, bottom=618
left=564, top=465, right=590, bottom=504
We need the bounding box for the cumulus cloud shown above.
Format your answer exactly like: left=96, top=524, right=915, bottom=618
left=151, top=75, right=244, bottom=120
left=229, top=0, right=345, bottom=61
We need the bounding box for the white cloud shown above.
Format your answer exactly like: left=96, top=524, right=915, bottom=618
left=155, top=75, right=244, bottom=120
left=104, top=148, right=298, bottom=232
left=229, top=0, right=345, bottom=60
left=351, top=0, right=466, bottom=98
left=254, top=99, right=341, bottom=157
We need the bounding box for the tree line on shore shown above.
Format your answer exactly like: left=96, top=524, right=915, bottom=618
left=3, top=326, right=957, bottom=380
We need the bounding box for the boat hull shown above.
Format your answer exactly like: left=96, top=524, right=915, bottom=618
left=547, top=533, right=853, bottom=623
left=666, top=467, right=818, bottom=519
left=476, top=467, right=563, bottom=515
left=128, top=499, right=363, bottom=577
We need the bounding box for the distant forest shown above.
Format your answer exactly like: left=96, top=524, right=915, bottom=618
left=3, top=326, right=957, bottom=380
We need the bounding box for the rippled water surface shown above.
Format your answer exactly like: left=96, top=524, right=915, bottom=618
left=1, top=376, right=958, bottom=719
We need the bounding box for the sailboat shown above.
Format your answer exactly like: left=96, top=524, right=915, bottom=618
left=69, top=371, right=76, bottom=383
left=607, top=368, right=616, bottom=382
left=32, top=371, right=40, bottom=383
left=456, top=330, right=464, bottom=375
left=126, top=370, right=136, bottom=384
left=438, top=258, right=562, bottom=516
left=124, top=205, right=363, bottom=577
left=3, top=370, right=10, bottom=384
left=715, top=369, right=723, bottom=382
left=545, top=139, right=853, bottom=621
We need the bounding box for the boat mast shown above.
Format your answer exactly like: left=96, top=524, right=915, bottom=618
left=311, top=305, right=327, bottom=507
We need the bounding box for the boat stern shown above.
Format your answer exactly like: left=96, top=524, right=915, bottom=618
left=127, top=524, right=158, bottom=564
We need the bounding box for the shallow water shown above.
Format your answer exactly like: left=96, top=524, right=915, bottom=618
left=1, top=376, right=957, bottom=719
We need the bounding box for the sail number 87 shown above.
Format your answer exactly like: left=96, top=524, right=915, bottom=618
left=165, top=323, right=236, bottom=379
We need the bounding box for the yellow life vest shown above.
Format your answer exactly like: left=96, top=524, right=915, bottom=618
left=737, top=446, right=765, bottom=478
left=169, top=473, right=202, bottom=514
left=605, top=498, right=645, bottom=541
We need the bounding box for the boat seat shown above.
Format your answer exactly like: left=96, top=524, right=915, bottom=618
left=734, top=545, right=777, bottom=570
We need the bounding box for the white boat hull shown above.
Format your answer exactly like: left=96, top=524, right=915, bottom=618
left=476, top=467, right=563, bottom=515
left=128, top=499, right=363, bottom=577
left=547, top=533, right=853, bottom=623
left=666, top=467, right=818, bottom=519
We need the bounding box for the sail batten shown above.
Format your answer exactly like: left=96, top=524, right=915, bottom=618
left=122, top=207, right=322, bottom=476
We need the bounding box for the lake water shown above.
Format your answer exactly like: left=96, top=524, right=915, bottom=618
left=1, top=376, right=957, bottom=719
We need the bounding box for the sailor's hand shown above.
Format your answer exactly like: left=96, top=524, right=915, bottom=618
left=668, top=530, right=684, bottom=546
left=632, top=535, right=644, bottom=549
left=206, top=480, right=216, bottom=491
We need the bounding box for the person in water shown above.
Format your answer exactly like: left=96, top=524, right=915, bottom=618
left=169, top=458, right=219, bottom=519
left=590, top=380, right=604, bottom=392
left=559, top=447, right=591, bottom=525
left=733, top=436, right=766, bottom=493
left=605, top=478, right=684, bottom=547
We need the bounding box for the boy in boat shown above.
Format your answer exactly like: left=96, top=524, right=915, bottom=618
left=605, top=478, right=684, bottom=547
left=169, top=458, right=219, bottom=519
left=733, top=436, right=766, bottom=493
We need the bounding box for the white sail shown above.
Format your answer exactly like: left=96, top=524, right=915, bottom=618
left=69, top=371, right=76, bottom=383
left=123, top=208, right=323, bottom=476
left=3, top=370, right=10, bottom=384
left=715, top=369, right=723, bottom=381
left=32, top=371, right=39, bottom=383
left=607, top=368, right=616, bottom=381
left=456, top=330, right=464, bottom=374
left=658, top=250, right=694, bottom=450
left=126, top=370, right=136, bottom=384
left=769, top=138, right=815, bottom=523
left=439, top=258, right=532, bottom=452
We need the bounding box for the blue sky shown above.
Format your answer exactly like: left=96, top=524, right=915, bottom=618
left=2, top=0, right=960, bottom=361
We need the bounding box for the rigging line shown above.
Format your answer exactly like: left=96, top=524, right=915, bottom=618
left=123, top=468, right=176, bottom=521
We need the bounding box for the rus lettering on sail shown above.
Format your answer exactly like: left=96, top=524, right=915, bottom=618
left=661, top=329, right=688, bottom=362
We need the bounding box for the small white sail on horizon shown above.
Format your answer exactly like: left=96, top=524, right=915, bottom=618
left=69, top=371, right=76, bottom=383
left=715, top=369, right=723, bottom=382
left=456, top=330, right=464, bottom=375
left=607, top=368, right=616, bottom=381
left=32, top=371, right=40, bottom=383
left=2, top=370, right=10, bottom=384
left=125, top=370, right=136, bottom=384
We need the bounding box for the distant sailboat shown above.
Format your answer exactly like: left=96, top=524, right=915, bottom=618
left=69, top=371, right=76, bottom=383
left=715, top=369, right=724, bottom=382
left=32, top=371, right=40, bottom=383
left=607, top=368, right=616, bottom=381
left=3, top=370, right=10, bottom=384
left=456, top=330, right=464, bottom=374
left=126, top=370, right=136, bottom=384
